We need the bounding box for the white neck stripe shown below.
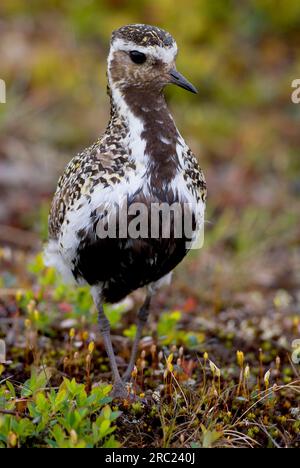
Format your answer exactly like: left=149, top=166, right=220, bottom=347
left=109, top=38, right=177, bottom=64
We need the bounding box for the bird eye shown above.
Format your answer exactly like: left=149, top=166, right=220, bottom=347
left=129, top=50, right=146, bottom=64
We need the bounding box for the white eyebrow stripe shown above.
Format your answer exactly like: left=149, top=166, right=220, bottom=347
left=110, top=37, right=178, bottom=64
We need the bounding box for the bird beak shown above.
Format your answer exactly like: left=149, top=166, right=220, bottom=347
left=169, top=69, right=198, bottom=94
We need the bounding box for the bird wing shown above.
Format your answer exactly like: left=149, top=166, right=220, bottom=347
left=48, top=139, right=131, bottom=240
left=183, top=148, right=207, bottom=204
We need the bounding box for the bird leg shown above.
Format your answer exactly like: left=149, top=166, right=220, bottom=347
left=122, top=294, right=152, bottom=382
left=94, top=295, right=128, bottom=399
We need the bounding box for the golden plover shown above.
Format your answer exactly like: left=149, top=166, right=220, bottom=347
left=45, top=24, right=207, bottom=398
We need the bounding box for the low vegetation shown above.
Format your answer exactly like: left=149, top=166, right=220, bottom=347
left=0, top=0, right=300, bottom=449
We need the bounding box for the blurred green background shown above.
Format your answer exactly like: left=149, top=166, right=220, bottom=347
left=1, top=2, right=300, bottom=448
left=0, top=0, right=300, bottom=447
left=0, top=0, right=299, bottom=299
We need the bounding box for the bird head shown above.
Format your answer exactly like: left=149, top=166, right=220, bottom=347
left=107, top=24, right=197, bottom=96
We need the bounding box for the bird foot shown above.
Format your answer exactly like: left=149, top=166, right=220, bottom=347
left=122, top=370, right=132, bottom=384
left=111, top=381, right=150, bottom=405
left=111, top=381, right=130, bottom=400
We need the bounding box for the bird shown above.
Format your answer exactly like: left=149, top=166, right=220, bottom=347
left=44, top=24, right=207, bottom=399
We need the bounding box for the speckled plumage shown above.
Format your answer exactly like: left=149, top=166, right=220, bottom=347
left=46, top=24, right=207, bottom=303
left=48, top=113, right=134, bottom=239
left=112, top=24, right=175, bottom=48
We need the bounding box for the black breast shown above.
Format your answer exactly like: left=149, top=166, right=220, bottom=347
left=72, top=191, right=194, bottom=303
